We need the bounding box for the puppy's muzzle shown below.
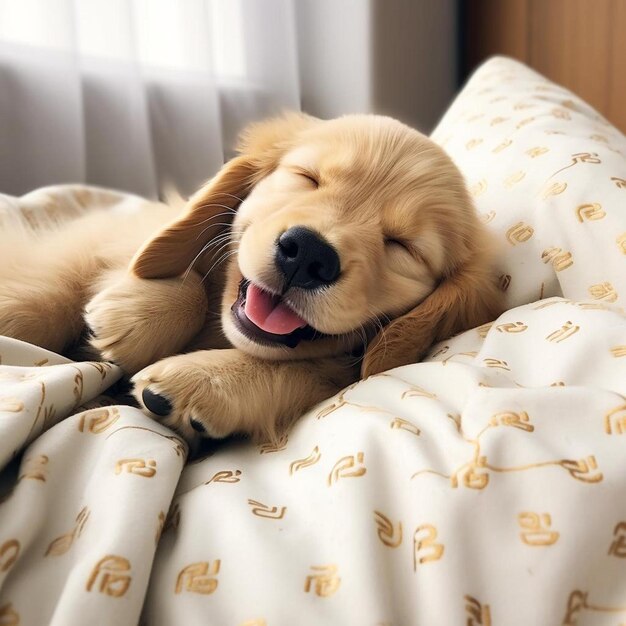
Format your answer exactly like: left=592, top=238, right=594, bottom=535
left=275, top=226, right=340, bottom=290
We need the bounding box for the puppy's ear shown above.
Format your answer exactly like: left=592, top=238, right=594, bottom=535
left=130, top=112, right=317, bottom=279
left=361, top=250, right=503, bottom=378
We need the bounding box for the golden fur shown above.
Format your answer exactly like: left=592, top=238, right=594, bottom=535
left=0, top=113, right=503, bottom=445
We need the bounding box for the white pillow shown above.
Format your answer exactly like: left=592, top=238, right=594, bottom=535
left=432, top=56, right=626, bottom=309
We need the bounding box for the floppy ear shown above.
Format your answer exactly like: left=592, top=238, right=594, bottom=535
left=130, top=112, right=317, bottom=279
left=361, top=251, right=503, bottom=378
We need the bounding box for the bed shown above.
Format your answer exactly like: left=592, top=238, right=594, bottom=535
left=1, top=57, right=626, bottom=625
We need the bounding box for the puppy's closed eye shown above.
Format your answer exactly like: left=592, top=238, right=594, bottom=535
left=291, top=167, right=320, bottom=189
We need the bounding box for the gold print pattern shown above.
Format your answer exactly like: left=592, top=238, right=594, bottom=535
left=374, top=511, right=403, bottom=548
left=86, top=555, right=131, bottom=597
left=18, top=454, right=48, bottom=482
left=605, top=404, right=626, bottom=435
left=470, top=179, right=488, bottom=197
left=559, top=456, right=603, bottom=483
left=0, top=603, right=19, bottom=626
left=490, top=411, right=534, bottom=432
left=175, top=561, right=220, bottom=595
left=546, top=321, right=580, bottom=343
left=526, top=146, right=549, bottom=158
left=561, top=99, right=578, bottom=111
left=400, top=384, right=437, bottom=400
left=506, top=222, right=534, bottom=245
left=562, top=589, right=626, bottom=625
left=616, top=232, right=626, bottom=254
left=490, top=115, right=508, bottom=125
left=504, top=170, right=526, bottom=188
left=483, top=358, right=510, bottom=370
left=576, top=202, right=605, bottom=222
left=106, top=425, right=186, bottom=458
left=516, top=116, right=535, bottom=129
left=492, top=138, right=512, bottom=153
left=608, top=522, right=626, bottom=557
left=0, top=540, right=20, bottom=572
left=304, top=565, right=340, bottom=597
left=541, top=181, right=568, bottom=199
left=496, top=322, right=528, bottom=333
left=611, top=176, right=626, bottom=189
left=390, top=418, right=420, bottom=436
left=327, top=452, right=366, bottom=486
left=0, top=399, right=24, bottom=413
left=114, top=459, right=156, bottom=478
left=552, top=108, right=571, bottom=120
left=550, top=152, right=601, bottom=178
left=519, top=512, right=559, bottom=546
left=316, top=382, right=359, bottom=418
left=45, top=507, right=90, bottom=557
left=476, top=322, right=493, bottom=338
left=258, top=434, right=288, bottom=454
left=247, top=499, right=287, bottom=520
left=207, top=470, right=242, bottom=484
left=465, top=595, right=492, bottom=626
left=542, top=247, right=574, bottom=271
left=413, top=524, right=444, bottom=570
left=289, top=446, right=321, bottom=475
left=466, top=138, right=483, bottom=150
left=430, top=345, right=449, bottom=359
left=78, top=407, right=120, bottom=434
left=588, top=282, right=618, bottom=302
left=610, top=346, right=626, bottom=358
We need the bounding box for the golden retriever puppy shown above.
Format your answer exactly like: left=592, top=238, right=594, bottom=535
left=0, top=113, right=502, bottom=444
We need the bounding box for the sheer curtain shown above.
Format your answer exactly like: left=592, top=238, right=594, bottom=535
left=0, top=0, right=300, bottom=198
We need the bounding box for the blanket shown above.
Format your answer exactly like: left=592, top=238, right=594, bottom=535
left=2, top=57, right=626, bottom=626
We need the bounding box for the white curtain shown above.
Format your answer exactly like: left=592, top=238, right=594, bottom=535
left=0, top=0, right=300, bottom=198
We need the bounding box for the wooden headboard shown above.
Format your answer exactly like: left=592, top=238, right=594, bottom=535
left=463, top=0, right=626, bottom=133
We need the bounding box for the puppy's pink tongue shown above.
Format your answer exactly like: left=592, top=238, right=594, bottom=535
left=244, top=283, right=307, bottom=335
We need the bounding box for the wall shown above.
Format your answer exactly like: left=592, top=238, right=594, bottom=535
left=463, top=0, right=626, bottom=133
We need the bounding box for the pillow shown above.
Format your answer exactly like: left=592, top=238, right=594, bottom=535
left=432, top=56, right=626, bottom=310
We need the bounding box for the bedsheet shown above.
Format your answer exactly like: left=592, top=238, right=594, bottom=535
left=2, top=56, right=626, bottom=625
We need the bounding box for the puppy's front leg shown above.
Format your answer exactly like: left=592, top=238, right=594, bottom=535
left=132, top=349, right=358, bottom=443
left=84, top=269, right=212, bottom=375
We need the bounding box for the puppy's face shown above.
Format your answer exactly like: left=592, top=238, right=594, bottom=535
left=132, top=114, right=502, bottom=375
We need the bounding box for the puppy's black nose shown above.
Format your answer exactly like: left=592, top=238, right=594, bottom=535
left=275, top=227, right=340, bottom=290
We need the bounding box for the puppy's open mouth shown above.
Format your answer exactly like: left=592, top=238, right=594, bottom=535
left=231, top=279, right=325, bottom=348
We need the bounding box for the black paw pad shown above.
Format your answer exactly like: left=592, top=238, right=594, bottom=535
left=190, top=418, right=207, bottom=433
left=142, top=388, right=172, bottom=417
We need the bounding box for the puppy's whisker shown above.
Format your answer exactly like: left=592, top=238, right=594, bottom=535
left=181, top=233, right=239, bottom=286
left=202, top=249, right=238, bottom=284
left=209, top=191, right=246, bottom=204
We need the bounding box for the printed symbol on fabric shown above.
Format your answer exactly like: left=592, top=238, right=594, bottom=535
left=175, top=561, right=220, bottom=595
left=327, top=452, right=366, bottom=486
left=86, top=555, right=131, bottom=597
left=114, top=458, right=157, bottom=477
left=374, top=511, right=403, bottom=548
left=304, top=565, right=340, bottom=597
left=413, top=525, right=444, bottom=570
left=518, top=512, right=559, bottom=546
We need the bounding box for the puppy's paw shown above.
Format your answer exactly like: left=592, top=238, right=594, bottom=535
left=131, top=351, right=245, bottom=443
left=84, top=271, right=208, bottom=375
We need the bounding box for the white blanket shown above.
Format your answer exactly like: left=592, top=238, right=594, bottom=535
left=2, top=57, right=626, bottom=626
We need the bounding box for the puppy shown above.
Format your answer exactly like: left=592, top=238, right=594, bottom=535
left=0, top=113, right=502, bottom=444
